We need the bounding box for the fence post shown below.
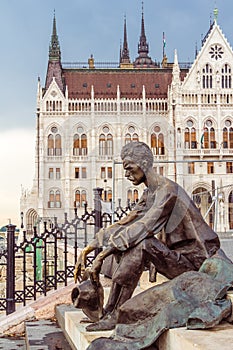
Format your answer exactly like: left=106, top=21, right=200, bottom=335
left=6, top=224, right=16, bottom=315
left=93, top=187, right=103, bottom=257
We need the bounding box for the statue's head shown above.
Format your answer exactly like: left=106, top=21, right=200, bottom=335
left=121, top=141, right=153, bottom=174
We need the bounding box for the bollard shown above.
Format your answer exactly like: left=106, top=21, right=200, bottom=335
left=93, top=187, right=103, bottom=257
left=6, top=224, right=16, bottom=315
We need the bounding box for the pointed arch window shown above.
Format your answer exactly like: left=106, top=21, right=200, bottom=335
left=192, top=187, right=214, bottom=228
left=47, top=127, right=62, bottom=156
left=124, top=126, right=139, bottom=144
left=184, top=120, right=197, bottom=149
left=202, top=64, right=213, bottom=89
left=99, top=126, right=113, bottom=156
left=221, top=64, right=231, bottom=88
left=202, top=119, right=216, bottom=149
left=107, top=190, right=112, bottom=202
left=102, top=189, right=112, bottom=202
left=127, top=189, right=139, bottom=206
left=48, top=189, right=61, bottom=208
left=151, top=126, right=165, bottom=155
left=75, top=189, right=87, bottom=207
left=73, top=127, right=88, bottom=156
left=222, top=119, right=233, bottom=148
left=48, top=134, right=54, bottom=155
left=55, top=134, right=61, bottom=155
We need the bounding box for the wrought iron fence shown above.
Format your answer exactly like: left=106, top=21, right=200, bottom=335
left=0, top=188, right=132, bottom=315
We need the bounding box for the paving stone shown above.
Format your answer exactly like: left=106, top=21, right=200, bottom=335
left=25, top=319, right=72, bottom=350
left=0, top=336, right=26, bottom=349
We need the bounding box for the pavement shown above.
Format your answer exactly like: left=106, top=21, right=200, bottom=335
left=0, top=336, right=26, bottom=349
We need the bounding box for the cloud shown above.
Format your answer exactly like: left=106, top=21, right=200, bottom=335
left=0, top=129, right=35, bottom=228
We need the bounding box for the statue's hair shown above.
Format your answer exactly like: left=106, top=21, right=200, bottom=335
left=121, top=141, right=153, bottom=172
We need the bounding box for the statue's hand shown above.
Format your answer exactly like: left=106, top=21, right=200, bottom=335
left=89, top=254, right=104, bottom=284
left=74, top=249, right=88, bottom=283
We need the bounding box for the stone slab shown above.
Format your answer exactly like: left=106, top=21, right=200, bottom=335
left=63, top=287, right=233, bottom=350
left=0, top=336, right=26, bottom=349
left=65, top=310, right=112, bottom=350
left=25, top=319, right=72, bottom=350
left=140, top=271, right=168, bottom=290
left=158, top=322, right=233, bottom=350
left=56, top=304, right=78, bottom=350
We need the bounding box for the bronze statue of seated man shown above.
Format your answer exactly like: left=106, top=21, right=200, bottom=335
left=73, top=141, right=230, bottom=332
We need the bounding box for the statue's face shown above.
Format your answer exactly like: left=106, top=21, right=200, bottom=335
left=123, top=158, right=146, bottom=186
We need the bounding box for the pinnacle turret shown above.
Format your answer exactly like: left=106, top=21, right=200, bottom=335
left=45, top=13, right=64, bottom=93
left=134, top=1, right=155, bottom=68
left=49, top=13, right=61, bottom=61
left=138, top=2, right=149, bottom=56
left=120, top=17, right=130, bottom=64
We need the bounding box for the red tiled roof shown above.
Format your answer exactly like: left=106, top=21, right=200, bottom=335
left=63, top=69, right=188, bottom=99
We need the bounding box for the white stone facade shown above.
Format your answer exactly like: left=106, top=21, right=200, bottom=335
left=21, top=21, right=233, bottom=234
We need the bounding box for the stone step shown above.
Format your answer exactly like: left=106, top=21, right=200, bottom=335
left=55, top=290, right=233, bottom=350
left=0, top=336, right=26, bottom=349
left=55, top=284, right=149, bottom=349
left=25, top=319, right=72, bottom=350
left=55, top=304, right=78, bottom=350
left=56, top=305, right=112, bottom=350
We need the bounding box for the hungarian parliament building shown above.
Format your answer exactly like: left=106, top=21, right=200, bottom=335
left=21, top=8, right=233, bottom=234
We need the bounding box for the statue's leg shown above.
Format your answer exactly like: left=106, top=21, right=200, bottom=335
left=103, top=282, right=121, bottom=314
left=86, top=245, right=145, bottom=331
left=143, top=237, right=196, bottom=279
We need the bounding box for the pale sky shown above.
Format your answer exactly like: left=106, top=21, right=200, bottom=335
left=0, top=0, right=232, bottom=228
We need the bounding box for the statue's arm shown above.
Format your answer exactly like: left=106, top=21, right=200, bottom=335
left=89, top=246, right=117, bottom=283
left=74, top=238, right=99, bottom=283
left=108, top=190, right=176, bottom=251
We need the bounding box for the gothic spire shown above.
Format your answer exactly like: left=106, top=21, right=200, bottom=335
left=49, top=12, right=61, bottom=61
left=45, top=12, right=64, bottom=93
left=121, top=16, right=130, bottom=63
left=138, top=1, right=149, bottom=56
left=134, top=1, right=155, bottom=68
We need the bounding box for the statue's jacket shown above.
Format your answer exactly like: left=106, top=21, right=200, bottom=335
left=98, top=173, right=220, bottom=269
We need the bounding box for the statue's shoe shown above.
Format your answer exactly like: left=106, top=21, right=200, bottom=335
left=86, top=312, right=117, bottom=331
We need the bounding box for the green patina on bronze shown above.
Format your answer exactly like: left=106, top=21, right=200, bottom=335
left=87, top=258, right=233, bottom=350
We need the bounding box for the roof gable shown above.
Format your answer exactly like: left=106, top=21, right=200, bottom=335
left=43, top=77, right=65, bottom=101
left=182, top=23, right=233, bottom=90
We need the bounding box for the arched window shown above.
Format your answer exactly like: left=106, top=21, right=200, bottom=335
left=125, top=133, right=131, bottom=144
left=222, top=64, right=231, bottom=88
left=55, top=190, right=61, bottom=208
left=75, top=189, right=87, bottom=208
left=73, top=126, right=88, bottom=156
left=127, top=189, right=139, bottom=205
left=202, top=64, right=213, bottom=89
left=222, top=119, right=233, bottom=148
left=184, top=120, right=197, bottom=149
left=192, top=187, right=213, bottom=228
left=47, top=126, right=62, bottom=156
left=229, top=191, right=233, bottom=230
left=202, top=119, right=216, bottom=149
left=48, top=189, right=61, bottom=208
left=124, top=126, right=139, bottom=144
left=48, top=134, right=54, bottom=155
left=99, top=126, right=113, bottom=156
left=55, top=134, right=61, bottom=156
left=151, top=126, right=165, bottom=155
left=48, top=190, right=55, bottom=208
left=107, top=190, right=112, bottom=202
